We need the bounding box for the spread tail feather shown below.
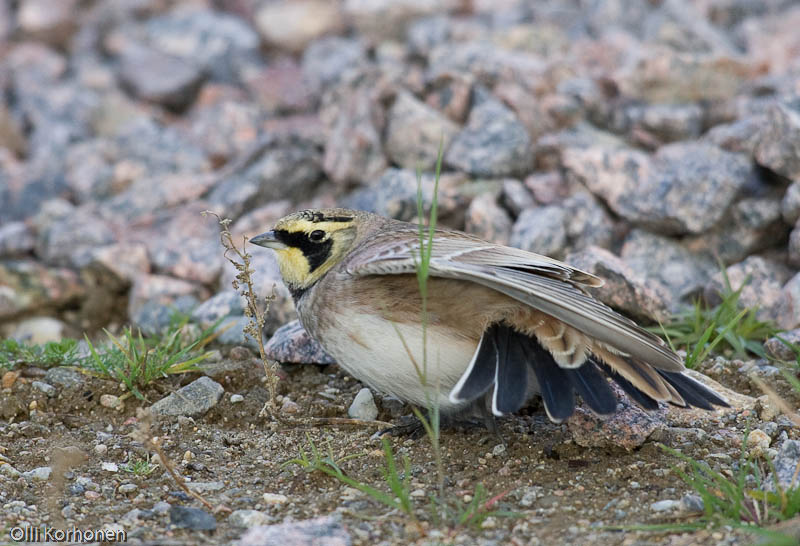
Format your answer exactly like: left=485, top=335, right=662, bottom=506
left=449, top=322, right=729, bottom=424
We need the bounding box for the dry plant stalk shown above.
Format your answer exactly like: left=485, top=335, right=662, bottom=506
left=131, top=409, right=229, bottom=514
left=204, top=210, right=392, bottom=430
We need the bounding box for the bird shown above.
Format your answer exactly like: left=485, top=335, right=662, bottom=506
left=250, top=208, right=728, bottom=430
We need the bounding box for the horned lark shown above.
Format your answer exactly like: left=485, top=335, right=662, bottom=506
left=251, top=208, right=727, bottom=426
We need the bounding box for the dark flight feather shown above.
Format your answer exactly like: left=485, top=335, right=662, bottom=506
left=492, top=328, right=530, bottom=415
left=449, top=325, right=498, bottom=403
left=523, top=335, right=575, bottom=422
left=566, top=361, right=618, bottom=415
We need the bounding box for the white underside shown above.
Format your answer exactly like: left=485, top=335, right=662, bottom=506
left=315, top=309, right=479, bottom=411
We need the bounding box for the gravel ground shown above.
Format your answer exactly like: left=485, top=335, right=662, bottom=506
left=1, top=353, right=798, bottom=545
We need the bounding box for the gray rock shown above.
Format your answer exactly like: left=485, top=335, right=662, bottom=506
left=561, top=193, right=615, bottom=251
left=755, top=101, right=800, bottom=182
left=236, top=515, right=351, bottom=546
left=428, top=41, right=543, bottom=85
left=186, top=99, right=265, bottom=164
left=215, top=316, right=260, bottom=352
left=384, top=91, right=459, bottom=171
left=768, top=440, right=800, bottom=491
left=208, top=140, right=323, bottom=218
left=705, top=256, right=792, bottom=324
left=320, top=70, right=388, bottom=186
left=509, top=206, right=567, bottom=258
left=564, top=143, right=753, bottom=235
left=31, top=381, right=56, bottom=398
left=23, top=466, right=52, bottom=482
left=36, top=208, right=116, bottom=268
left=265, top=320, right=335, bottom=365
left=130, top=294, right=200, bottom=337
left=568, top=389, right=664, bottom=450
left=537, top=123, right=628, bottom=172
left=255, top=0, right=344, bottom=53
left=0, top=260, right=85, bottom=321
left=44, top=367, right=85, bottom=389
left=142, top=8, right=260, bottom=82
left=565, top=246, right=669, bottom=323
left=445, top=96, right=533, bottom=178
left=348, top=388, right=378, bottom=421
left=621, top=229, right=717, bottom=310
left=0, top=463, right=21, bottom=478
left=407, top=15, right=451, bottom=57
left=0, top=222, right=35, bottom=258
left=618, top=102, right=704, bottom=144
left=500, top=179, right=535, bottom=216
left=680, top=494, right=704, bottom=513
left=622, top=48, right=750, bottom=103
left=138, top=205, right=224, bottom=286
left=464, top=193, right=512, bottom=245
left=187, top=481, right=225, bottom=493
left=341, top=168, right=466, bottom=223
left=523, top=172, right=572, bottom=205
left=683, top=197, right=787, bottom=264
left=650, top=499, right=680, bottom=512
left=118, top=46, right=205, bottom=111
left=150, top=377, right=225, bottom=417
left=782, top=182, right=800, bottom=225
left=704, top=115, right=765, bottom=156
left=302, top=36, right=366, bottom=93
left=191, top=291, right=246, bottom=329
left=229, top=509, right=273, bottom=528
left=169, top=505, right=217, bottom=531
left=11, top=316, right=67, bottom=344
left=424, top=71, right=473, bottom=124
left=88, top=243, right=150, bottom=290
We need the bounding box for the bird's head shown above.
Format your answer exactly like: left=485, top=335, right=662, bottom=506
left=250, top=209, right=360, bottom=297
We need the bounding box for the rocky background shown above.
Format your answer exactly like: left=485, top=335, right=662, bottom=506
left=1, top=0, right=799, bottom=343
left=1, top=0, right=800, bottom=545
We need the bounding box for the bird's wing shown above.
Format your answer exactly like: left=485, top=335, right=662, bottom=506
left=344, top=229, right=683, bottom=372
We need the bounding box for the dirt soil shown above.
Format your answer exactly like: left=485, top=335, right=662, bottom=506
left=1, top=354, right=798, bottom=546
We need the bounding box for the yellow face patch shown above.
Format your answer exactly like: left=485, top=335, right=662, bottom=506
left=270, top=213, right=357, bottom=295
left=273, top=247, right=311, bottom=288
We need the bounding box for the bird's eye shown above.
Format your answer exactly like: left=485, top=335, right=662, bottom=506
left=309, top=229, right=325, bottom=242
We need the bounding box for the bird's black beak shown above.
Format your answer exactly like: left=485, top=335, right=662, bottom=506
left=250, top=230, right=287, bottom=250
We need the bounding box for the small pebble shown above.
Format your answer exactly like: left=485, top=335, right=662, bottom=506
left=747, top=429, right=771, bottom=455
left=348, top=388, right=378, bottom=421
left=680, top=494, right=705, bottom=513
left=650, top=499, right=680, bottom=512
left=31, top=381, right=56, bottom=397
left=281, top=398, right=300, bottom=414
left=100, top=394, right=123, bottom=409
left=101, top=462, right=119, bottom=472
left=230, top=394, right=244, bottom=403
left=23, top=466, right=52, bottom=481
left=262, top=493, right=288, bottom=504
left=119, top=483, right=138, bottom=494
left=94, top=444, right=108, bottom=455
left=2, top=370, right=20, bottom=389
